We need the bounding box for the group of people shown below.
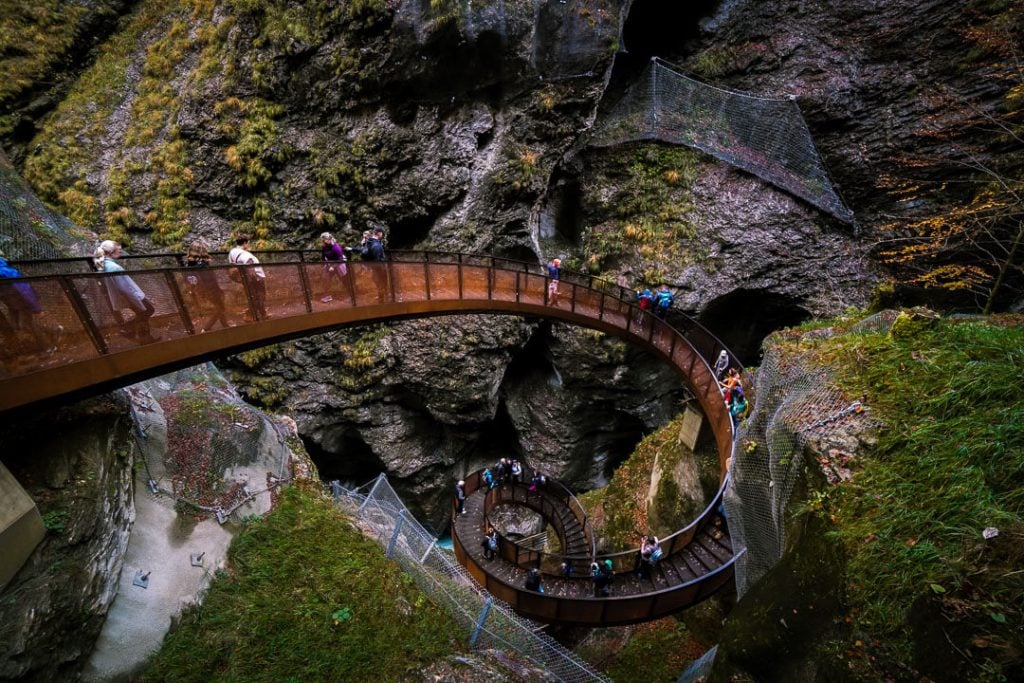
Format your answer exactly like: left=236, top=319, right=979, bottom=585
left=322, top=227, right=389, bottom=300
left=636, top=284, right=675, bottom=320
left=715, top=350, right=747, bottom=429
left=82, top=227, right=392, bottom=344
left=480, top=457, right=541, bottom=491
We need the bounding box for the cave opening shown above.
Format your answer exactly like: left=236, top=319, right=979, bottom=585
left=542, top=172, right=584, bottom=244
left=698, top=289, right=812, bottom=364
left=301, top=430, right=386, bottom=486
left=388, top=210, right=438, bottom=249
left=468, top=398, right=525, bottom=467
left=620, top=0, right=722, bottom=64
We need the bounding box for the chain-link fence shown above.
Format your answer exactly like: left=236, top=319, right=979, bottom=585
left=125, top=365, right=295, bottom=521
left=584, top=57, right=855, bottom=225
left=333, top=474, right=611, bottom=683
left=724, top=313, right=891, bottom=595
left=0, top=151, right=80, bottom=260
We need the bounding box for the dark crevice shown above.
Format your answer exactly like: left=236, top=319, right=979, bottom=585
left=621, top=0, right=722, bottom=64
left=699, top=289, right=812, bottom=363
left=301, top=430, right=385, bottom=485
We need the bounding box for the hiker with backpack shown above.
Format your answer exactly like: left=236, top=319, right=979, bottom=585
left=654, top=284, right=674, bottom=319
left=636, top=287, right=653, bottom=324
left=525, top=567, right=544, bottom=593
left=591, top=559, right=614, bottom=597
left=482, top=526, right=498, bottom=560
left=0, top=254, right=59, bottom=354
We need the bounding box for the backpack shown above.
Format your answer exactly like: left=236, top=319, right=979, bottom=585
left=656, top=290, right=673, bottom=309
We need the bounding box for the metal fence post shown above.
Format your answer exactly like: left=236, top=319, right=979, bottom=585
left=419, top=538, right=436, bottom=564
left=358, top=473, right=385, bottom=517
left=386, top=511, right=405, bottom=558
left=469, top=597, right=493, bottom=647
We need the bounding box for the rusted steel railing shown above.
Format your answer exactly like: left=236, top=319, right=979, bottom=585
left=2, top=249, right=739, bottom=624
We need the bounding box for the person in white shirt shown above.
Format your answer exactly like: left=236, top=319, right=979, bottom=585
left=228, top=235, right=268, bottom=320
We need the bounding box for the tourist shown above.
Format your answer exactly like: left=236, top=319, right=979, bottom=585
left=362, top=227, right=388, bottom=295
left=729, top=388, right=748, bottom=430
left=636, top=287, right=653, bottom=324
left=639, top=535, right=662, bottom=580
left=720, top=367, right=742, bottom=392
left=546, top=258, right=561, bottom=306
left=525, top=567, right=544, bottom=593
left=318, top=231, right=347, bottom=303
left=511, top=459, right=522, bottom=484
left=654, top=284, right=674, bottom=319
left=455, top=479, right=466, bottom=515
left=94, top=240, right=159, bottom=344
left=228, top=235, right=268, bottom=320
left=482, top=526, right=498, bottom=560
left=186, top=239, right=230, bottom=332
left=529, top=469, right=544, bottom=493
left=0, top=254, right=58, bottom=353
left=591, top=560, right=613, bottom=597
left=714, top=350, right=730, bottom=380
left=482, top=467, right=495, bottom=490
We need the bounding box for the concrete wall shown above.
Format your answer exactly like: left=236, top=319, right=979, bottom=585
left=0, top=461, right=45, bottom=589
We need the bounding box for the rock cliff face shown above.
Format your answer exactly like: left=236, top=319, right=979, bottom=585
left=0, top=396, right=135, bottom=681
left=2, top=0, right=1016, bottom=544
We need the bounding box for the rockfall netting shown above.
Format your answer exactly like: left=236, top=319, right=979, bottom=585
left=723, top=312, right=892, bottom=596
left=392, top=0, right=622, bottom=79
left=125, top=366, right=297, bottom=521
left=584, top=57, right=855, bottom=224
left=0, top=151, right=79, bottom=260
left=335, top=474, right=610, bottom=683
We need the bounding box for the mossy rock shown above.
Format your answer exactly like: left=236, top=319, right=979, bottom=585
left=888, top=308, right=939, bottom=340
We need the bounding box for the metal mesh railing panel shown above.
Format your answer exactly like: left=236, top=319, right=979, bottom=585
left=724, top=317, right=888, bottom=595
left=335, top=475, right=610, bottom=683
left=585, top=58, right=854, bottom=224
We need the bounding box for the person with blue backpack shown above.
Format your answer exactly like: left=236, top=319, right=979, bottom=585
left=654, top=284, right=674, bottom=319
left=0, top=254, right=58, bottom=353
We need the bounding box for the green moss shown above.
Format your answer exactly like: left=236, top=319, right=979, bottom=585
left=603, top=619, right=707, bottom=682
left=235, top=344, right=281, bottom=369
left=777, top=314, right=1024, bottom=680
left=141, top=482, right=462, bottom=682
left=0, top=0, right=90, bottom=107
left=580, top=145, right=702, bottom=281
left=579, top=412, right=693, bottom=550
left=21, top=0, right=216, bottom=246
left=241, top=376, right=289, bottom=408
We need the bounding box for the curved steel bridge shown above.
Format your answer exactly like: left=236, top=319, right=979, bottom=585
left=1, top=250, right=737, bottom=625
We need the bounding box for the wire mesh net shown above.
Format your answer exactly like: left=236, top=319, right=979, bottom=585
left=676, top=645, right=718, bottom=683
left=584, top=58, right=855, bottom=224
left=124, top=366, right=295, bottom=518
left=724, top=314, right=892, bottom=595
left=0, top=151, right=80, bottom=260
left=334, top=474, right=611, bottom=683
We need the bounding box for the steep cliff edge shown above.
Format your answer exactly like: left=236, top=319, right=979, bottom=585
left=713, top=311, right=1024, bottom=681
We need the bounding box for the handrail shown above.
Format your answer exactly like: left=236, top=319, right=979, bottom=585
left=8, top=249, right=740, bottom=368
left=465, top=466, right=729, bottom=577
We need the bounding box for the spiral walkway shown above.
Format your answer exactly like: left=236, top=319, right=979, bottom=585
left=1, top=249, right=739, bottom=625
